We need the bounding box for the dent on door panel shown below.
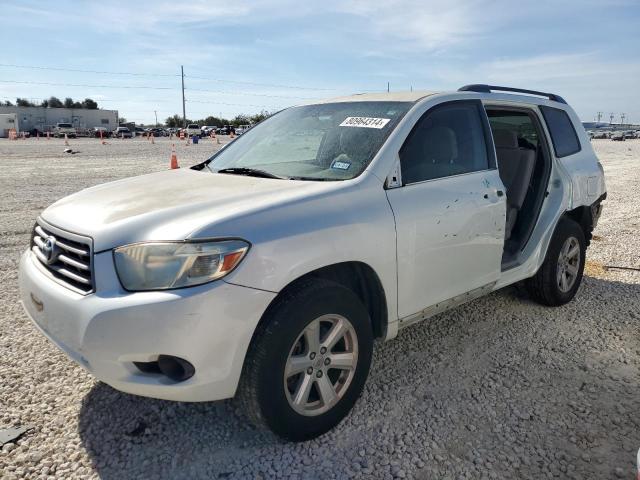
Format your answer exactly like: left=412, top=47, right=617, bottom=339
left=387, top=170, right=505, bottom=319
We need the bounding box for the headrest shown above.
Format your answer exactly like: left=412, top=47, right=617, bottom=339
left=424, top=126, right=457, bottom=164
left=493, top=129, right=518, bottom=148
left=339, top=128, right=371, bottom=159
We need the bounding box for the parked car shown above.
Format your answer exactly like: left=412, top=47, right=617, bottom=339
left=184, top=124, right=201, bottom=138
left=623, top=130, right=637, bottom=139
left=92, top=127, right=111, bottom=138
left=201, top=126, right=217, bottom=136
left=591, top=131, right=608, bottom=139
left=19, top=85, right=606, bottom=441
left=145, top=128, right=164, bottom=137
left=611, top=131, right=625, bottom=141
left=133, top=127, right=146, bottom=137
left=235, top=124, right=251, bottom=135
left=113, top=126, right=132, bottom=139
left=216, top=125, right=236, bottom=135
left=53, top=122, right=77, bottom=138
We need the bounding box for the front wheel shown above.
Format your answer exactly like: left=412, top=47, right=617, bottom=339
left=237, top=279, right=373, bottom=441
left=526, top=217, right=586, bottom=306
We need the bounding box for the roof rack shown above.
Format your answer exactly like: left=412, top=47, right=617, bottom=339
left=458, top=84, right=567, bottom=104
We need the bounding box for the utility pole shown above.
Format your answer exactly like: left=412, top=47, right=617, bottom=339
left=154, top=110, right=158, bottom=127
left=620, top=113, right=626, bottom=126
left=387, top=82, right=390, bottom=93
left=596, top=112, right=602, bottom=123
left=181, top=65, right=186, bottom=128
left=609, top=113, right=615, bottom=125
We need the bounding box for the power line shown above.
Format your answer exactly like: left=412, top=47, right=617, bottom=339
left=0, top=63, right=336, bottom=91
left=186, top=99, right=281, bottom=109
left=185, top=73, right=335, bottom=91
left=0, top=63, right=179, bottom=77
left=185, top=87, right=317, bottom=100
left=0, top=81, right=321, bottom=99
left=0, top=96, right=174, bottom=103
left=0, top=80, right=176, bottom=90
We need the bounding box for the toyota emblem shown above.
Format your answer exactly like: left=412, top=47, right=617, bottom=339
left=42, top=236, right=59, bottom=264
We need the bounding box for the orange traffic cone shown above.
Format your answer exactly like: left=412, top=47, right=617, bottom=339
left=170, top=144, right=179, bottom=169
left=64, top=134, right=70, bottom=146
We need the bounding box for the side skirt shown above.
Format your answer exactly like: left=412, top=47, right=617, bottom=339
left=398, top=282, right=496, bottom=330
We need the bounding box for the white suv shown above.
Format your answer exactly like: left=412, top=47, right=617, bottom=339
left=53, top=122, right=77, bottom=138
left=184, top=124, right=201, bottom=138
left=19, top=85, right=606, bottom=441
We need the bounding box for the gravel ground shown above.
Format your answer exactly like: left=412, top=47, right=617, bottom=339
left=1, top=137, right=639, bottom=480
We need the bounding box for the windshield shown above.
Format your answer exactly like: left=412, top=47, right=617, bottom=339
left=207, top=101, right=411, bottom=180
left=188, top=124, right=199, bottom=129
left=57, top=123, right=72, bottom=128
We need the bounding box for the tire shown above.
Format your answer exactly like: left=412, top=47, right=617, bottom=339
left=237, top=278, right=373, bottom=441
left=526, top=217, right=586, bottom=306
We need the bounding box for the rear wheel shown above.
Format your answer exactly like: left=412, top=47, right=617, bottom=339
left=526, top=217, right=586, bottom=306
left=237, top=279, right=373, bottom=441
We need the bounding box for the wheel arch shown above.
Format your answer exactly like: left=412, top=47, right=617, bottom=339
left=564, top=205, right=594, bottom=246
left=255, top=261, right=389, bottom=341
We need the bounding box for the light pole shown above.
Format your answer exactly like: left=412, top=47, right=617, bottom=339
left=181, top=65, right=186, bottom=128
left=154, top=110, right=158, bottom=127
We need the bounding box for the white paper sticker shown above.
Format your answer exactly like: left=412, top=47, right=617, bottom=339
left=331, top=161, right=351, bottom=170
left=339, top=117, right=390, bottom=129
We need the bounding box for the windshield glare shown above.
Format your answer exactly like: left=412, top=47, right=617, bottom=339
left=207, top=101, right=411, bottom=180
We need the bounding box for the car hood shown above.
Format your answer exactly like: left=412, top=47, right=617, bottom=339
left=41, top=168, right=336, bottom=251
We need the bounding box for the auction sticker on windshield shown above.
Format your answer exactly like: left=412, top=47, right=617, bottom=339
left=339, top=117, right=390, bottom=129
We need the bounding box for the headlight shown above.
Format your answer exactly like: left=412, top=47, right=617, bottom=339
left=113, top=239, right=250, bottom=291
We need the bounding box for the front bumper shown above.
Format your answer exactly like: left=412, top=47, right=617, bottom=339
left=18, top=249, right=276, bottom=402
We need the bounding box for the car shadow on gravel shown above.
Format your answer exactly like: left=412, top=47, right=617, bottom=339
left=77, top=384, right=278, bottom=479
left=78, top=275, right=640, bottom=480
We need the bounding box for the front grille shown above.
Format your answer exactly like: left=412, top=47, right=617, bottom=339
left=31, top=220, right=94, bottom=294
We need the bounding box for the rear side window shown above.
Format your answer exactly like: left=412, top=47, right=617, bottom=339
left=539, top=106, right=581, bottom=157
left=400, top=101, right=489, bottom=184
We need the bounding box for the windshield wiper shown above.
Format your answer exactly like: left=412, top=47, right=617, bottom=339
left=288, top=176, right=336, bottom=181
left=216, top=167, right=286, bottom=179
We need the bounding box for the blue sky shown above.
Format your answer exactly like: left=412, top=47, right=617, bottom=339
left=1, top=0, right=638, bottom=124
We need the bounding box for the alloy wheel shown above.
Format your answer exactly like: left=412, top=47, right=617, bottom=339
left=557, top=236, right=580, bottom=293
left=284, top=314, right=358, bottom=416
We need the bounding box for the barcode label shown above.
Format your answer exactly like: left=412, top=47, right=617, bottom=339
left=339, top=117, right=390, bottom=129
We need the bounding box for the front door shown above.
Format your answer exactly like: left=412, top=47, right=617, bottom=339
left=386, top=100, right=506, bottom=319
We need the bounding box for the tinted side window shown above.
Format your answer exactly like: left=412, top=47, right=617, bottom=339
left=400, top=102, right=489, bottom=184
left=539, top=106, right=581, bottom=157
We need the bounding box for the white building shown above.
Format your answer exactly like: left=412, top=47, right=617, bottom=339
left=0, top=113, right=18, bottom=138
left=0, top=105, right=118, bottom=133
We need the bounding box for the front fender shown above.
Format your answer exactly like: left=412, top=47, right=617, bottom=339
left=196, top=173, right=400, bottom=328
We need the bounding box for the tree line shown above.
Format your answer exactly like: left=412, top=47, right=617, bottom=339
left=1, top=97, right=99, bottom=109
left=164, top=110, right=273, bottom=128
left=0, top=96, right=273, bottom=127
